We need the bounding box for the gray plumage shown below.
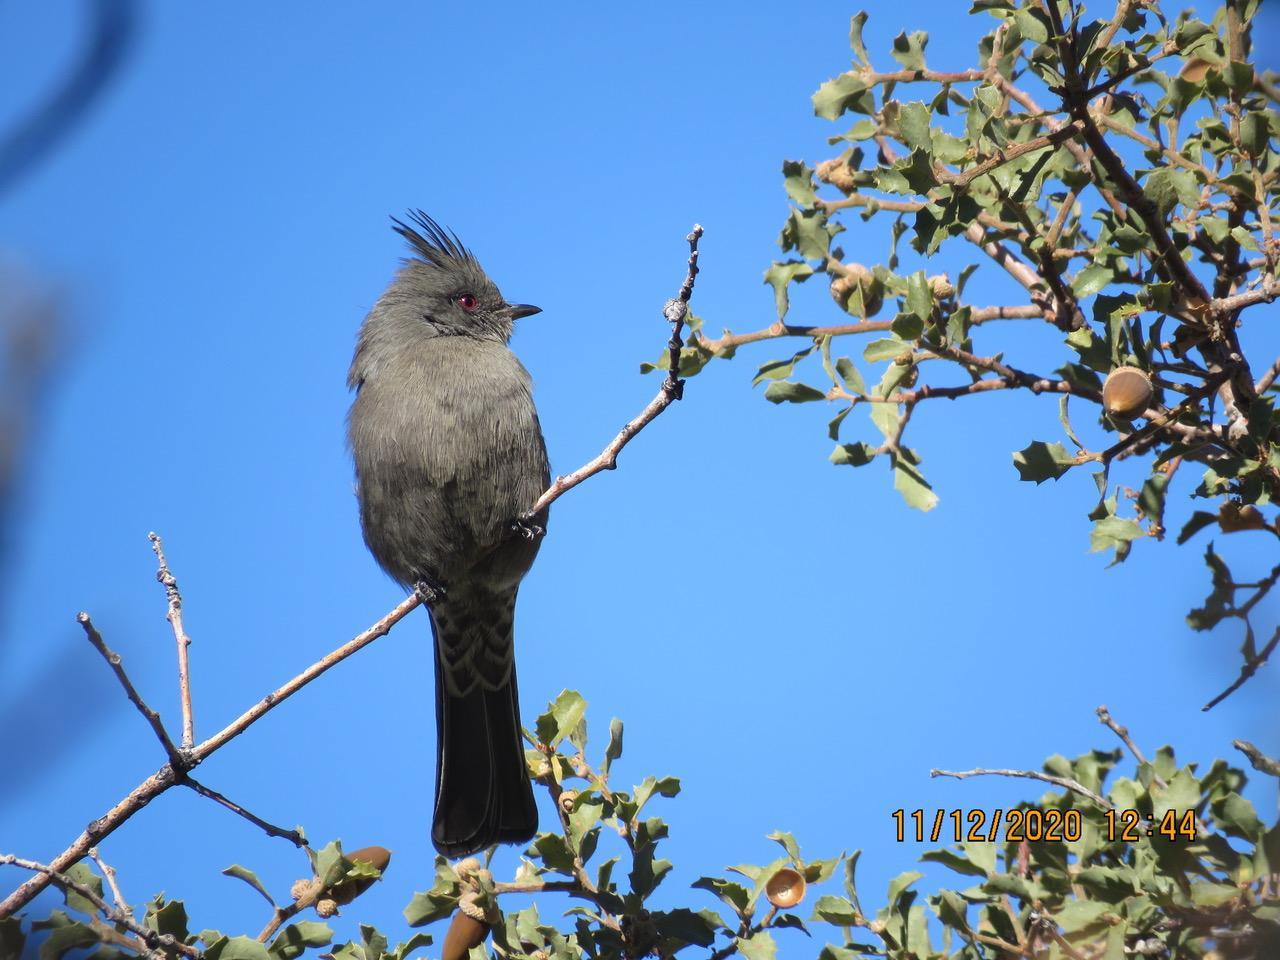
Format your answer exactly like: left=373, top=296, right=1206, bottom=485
left=347, top=211, right=549, bottom=857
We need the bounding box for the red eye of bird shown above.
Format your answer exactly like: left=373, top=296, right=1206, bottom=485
left=456, top=293, right=478, bottom=311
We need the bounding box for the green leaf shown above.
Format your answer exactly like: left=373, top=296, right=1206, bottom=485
left=764, top=381, right=827, bottom=404
left=863, top=338, right=908, bottom=362
left=34, top=917, right=97, bottom=960
left=387, top=932, right=431, bottom=960
left=767, top=831, right=802, bottom=862
left=813, top=74, right=871, bottom=120
left=893, top=456, right=938, bottom=511
left=145, top=899, right=190, bottom=941
left=753, top=347, right=816, bottom=386
left=1177, top=512, right=1218, bottom=547
left=811, top=894, right=860, bottom=925
left=535, top=689, right=587, bottom=747
left=891, top=30, right=928, bottom=71
left=269, top=923, right=332, bottom=960
left=848, top=12, right=870, bottom=66
left=835, top=358, right=865, bottom=393
left=905, top=270, right=932, bottom=321
left=359, top=924, right=389, bottom=960
left=206, top=936, right=273, bottom=960
left=779, top=209, right=840, bottom=260
left=61, top=864, right=103, bottom=916
left=1187, top=543, right=1233, bottom=630
left=1072, top=263, right=1114, bottom=299
left=222, top=865, right=276, bottom=906
left=1089, top=516, right=1145, bottom=555
left=735, top=932, right=777, bottom=960
left=651, top=909, right=721, bottom=948
left=763, top=260, right=815, bottom=319
left=782, top=160, right=817, bottom=207
left=830, top=442, right=877, bottom=467
left=1213, top=792, right=1264, bottom=840
left=0, top=918, right=25, bottom=960
left=1012, top=441, right=1075, bottom=483
left=898, top=102, right=932, bottom=151
left=602, top=717, right=623, bottom=776
left=693, top=877, right=751, bottom=916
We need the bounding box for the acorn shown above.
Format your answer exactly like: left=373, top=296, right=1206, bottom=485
left=765, top=867, right=807, bottom=909
left=442, top=911, right=488, bottom=960
left=928, top=274, right=954, bottom=300
left=1179, top=56, right=1214, bottom=83
left=1102, top=366, right=1153, bottom=420
left=829, top=263, right=884, bottom=318
left=326, top=845, right=392, bottom=906
left=557, top=789, right=579, bottom=815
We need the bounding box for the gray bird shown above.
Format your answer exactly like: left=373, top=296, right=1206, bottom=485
left=346, top=211, right=549, bottom=857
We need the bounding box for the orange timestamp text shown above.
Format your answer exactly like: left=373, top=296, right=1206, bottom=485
left=891, top=808, right=1198, bottom=843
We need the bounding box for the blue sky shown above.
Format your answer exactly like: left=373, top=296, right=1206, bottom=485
left=2, top=1, right=1277, bottom=955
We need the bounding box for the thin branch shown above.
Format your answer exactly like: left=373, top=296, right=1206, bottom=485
left=1233, top=739, right=1280, bottom=778
left=77, top=612, right=180, bottom=763
left=149, top=532, right=195, bottom=750
left=1203, top=624, right=1280, bottom=711
left=181, top=776, right=307, bottom=848
left=0, top=594, right=419, bottom=918
left=87, top=847, right=130, bottom=918
left=1094, top=705, right=1152, bottom=770
left=1095, top=705, right=1167, bottom=792
left=524, top=225, right=703, bottom=518
left=930, top=767, right=1112, bottom=810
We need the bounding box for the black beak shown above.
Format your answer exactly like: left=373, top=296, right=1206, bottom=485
left=506, top=303, right=542, bottom=320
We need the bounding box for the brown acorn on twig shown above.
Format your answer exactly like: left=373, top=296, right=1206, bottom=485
left=765, top=867, right=807, bottom=909
left=326, top=845, right=392, bottom=906
left=829, top=263, right=884, bottom=318
left=442, top=910, right=488, bottom=960
left=1102, top=366, right=1153, bottom=420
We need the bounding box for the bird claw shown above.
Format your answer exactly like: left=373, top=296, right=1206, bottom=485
left=414, top=576, right=447, bottom=605
left=509, top=516, right=544, bottom=541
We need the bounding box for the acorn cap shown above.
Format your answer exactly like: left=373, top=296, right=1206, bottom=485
left=1102, top=366, right=1153, bottom=420
left=765, top=867, right=807, bottom=909
left=442, top=911, right=488, bottom=960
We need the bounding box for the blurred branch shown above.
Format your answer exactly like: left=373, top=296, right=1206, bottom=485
left=1233, top=739, right=1280, bottom=778
left=0, top=0, right=137, bottom=195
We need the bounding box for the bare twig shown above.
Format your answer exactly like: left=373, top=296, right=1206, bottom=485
left=88, top=847, right=130, bottom=917
left=0, top=853, right=199, bottom=958
left=930, top=767, right=1112, bottom=810
left=77, top=612, right=180, bottom=763
left=0, top=594, right=419, bottom=918
left=1203, top=624, right=1280, bottom=711
left=1095, top=705, right=1153, bottom=771
left=149, top=532, right=195, bottom=749
left=1233, top=740, right=1280, bottom=778
left=181, top=776, right=307, bottom=848
left=524, top=225, right=703, bottom=518
left=1095, top=704, right=1168, bottom=793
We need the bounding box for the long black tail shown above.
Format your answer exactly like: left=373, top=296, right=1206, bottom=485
left=430, top=609, right=537, bottom=858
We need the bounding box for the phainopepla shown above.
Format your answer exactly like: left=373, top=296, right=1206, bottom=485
left=347, top=211, right=549, bottom=857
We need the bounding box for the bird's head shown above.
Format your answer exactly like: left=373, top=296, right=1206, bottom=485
left=389, top=210, right=540, bottom=342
